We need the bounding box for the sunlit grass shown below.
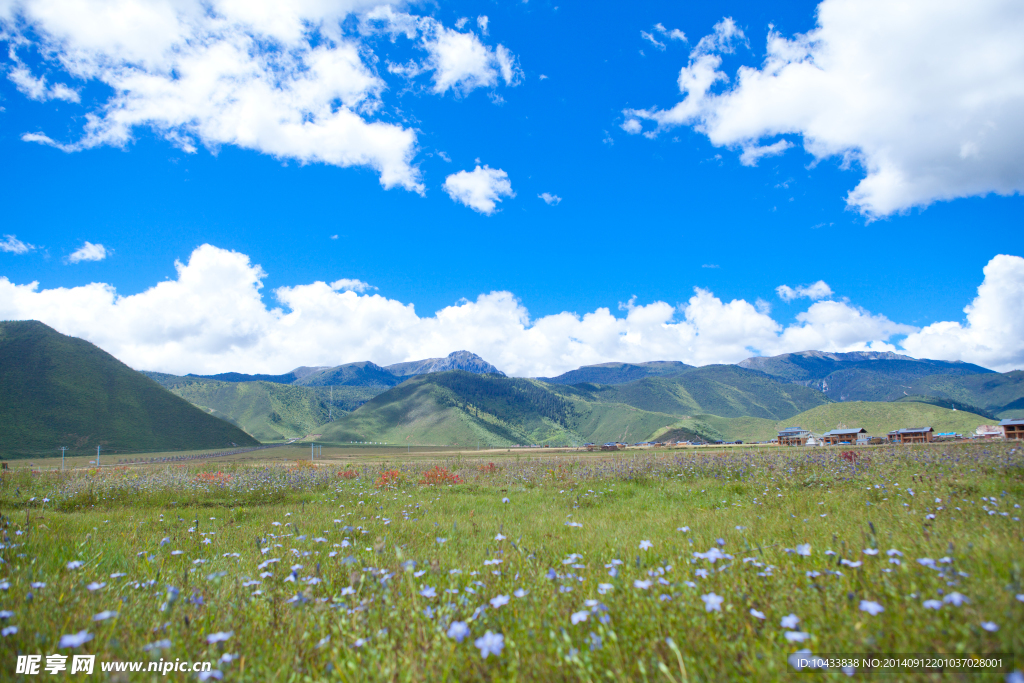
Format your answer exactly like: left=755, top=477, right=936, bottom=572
left=1, top=443, right=1022, bottom=681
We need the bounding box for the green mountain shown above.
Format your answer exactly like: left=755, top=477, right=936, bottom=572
left=553, top=365, right=830, bottom=419
left=738, top=350, right=1022, bottom=418
left=318, top=370, right=686, bottom=446
left=0, top=321, right=258, bottom=458
left=538, top=361, right=691, bottom=385
left=144, top=374, right=384, bottom=441
left=294, top=361, right=402, bottom=388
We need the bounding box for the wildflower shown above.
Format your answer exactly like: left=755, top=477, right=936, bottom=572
left=796, top=544, right=811, bottom=556
left=93, top=611, right=118, bottom=621
left=353, top=638, right=367, bottom=648
left=420, top=586, right=437, bottom=598
left=86, top=582, right=106, bottom=591
left=588, top=632, right=602, bottom=650
left=943, top=592, right=968, bottom=606
left=860, top=600, right=884, bottom=616
left=435, top=538, right=447, bottom=544
left=2, top=626, right=19, bottom=636
left=785, top=632, right=810, bottom=643
left=863, top=548, right=878, bottom=556
left=981, top=622, right=999, bottom=632
left=571, top=610, right=589, bottom=624
left=494, top=534, right=506, bottom=541
left=750, top=609, right=765, bottom=620
left=781, top=614, right=800, bottom=629
left=58, top=630, right=94, bottom=648
left=490, top=595, right=510, bottom=609
left=695, top=569, right=709, bottom=578
left=806, top=571, right=821, bottom=578
left=30, top=582, right=46, bottom=588
left=639, top=540, right=653, bottom=550
left=513, top=589, right=528, bottom=598
left=923, top=600, right=942, bottom=610
left=206, top=631, right=233, bottom=644
left=474, top=631, right=504, bottom=659
left=197, top=671, right=224, bottom=681
left=66, top=561, right=84, bottom=570
left=597, top=583, right=613, bottom=595
left=143, top=640, right=172, bottom=651
left=447, top=621, right=470, bottom=642
left=887, top=549, right=903, bottom=557
left=677, top=526, right=690, bottom=532
left=701, top=593, right=723, bottom=612
left=634, top=580, right=652, bottom=590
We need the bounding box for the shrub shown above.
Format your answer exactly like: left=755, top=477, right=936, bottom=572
left=420, top=466, right=463, bottom=486
left=337, top=469, right=359, bottom=480
left=478, top=462, right=498, bottom=474
left=195, top=471, right=232, bottom=485
left=375, top=469, right=403, bottom=489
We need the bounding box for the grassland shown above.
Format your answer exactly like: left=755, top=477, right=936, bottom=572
left=1, top=443, right=1021, bottom=681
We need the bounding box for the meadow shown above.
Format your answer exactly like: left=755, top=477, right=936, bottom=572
left=1, top=443, right=1022, bottom=681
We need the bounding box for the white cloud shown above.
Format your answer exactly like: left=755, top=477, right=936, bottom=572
left=330, top=278, right=376, bottom=293
left=641, top=31, right=666, bottom=51
left=0, top=235, right=35, bottom=254
left=67, top=241, right=107, bottom=263
left=538, top=192, right=561, bottom=205
left=776, top=281, right=833, bottom=302
left=701, top=264, right=719, bottom=269
left=623, top=0, right=1024, bottom=217
left=477, top=16, right=489, bottom=34
left=367, top=9, right=521, bottom=96
left=739, top=140, right=793, bottom=166
left=1, top=1, right=520, bottom=194
left=8, top=65, right=80, bottom=102
left=444, top=165, right=514, bottom=214
left=902, top=254, right=1024, bottom=372
left=2, top=245, right=1018, bottom=376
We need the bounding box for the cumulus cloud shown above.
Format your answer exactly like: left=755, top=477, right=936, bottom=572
left=538, top=192, right=561, bottom=205
left=623, top=0, right=1024, bottom=217
left=444, top=165, right=514, bottom=214
left=0, top=235, right=35, bottom=254
left=66, top=242, right=107, bottom=264
left=1, top=1, right=521, bottom=193
left=902, top=254, right=1024, bottom=372
left=367, top=8, right=521, bottom=96
left=776, top=281, right=833, bottom=302
left=1, top=245, right=1018, bottom=376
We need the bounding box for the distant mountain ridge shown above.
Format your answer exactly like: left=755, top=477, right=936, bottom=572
left=538, top=361, right=691, bottom=385
left=185, top=351, right=504, bottom=386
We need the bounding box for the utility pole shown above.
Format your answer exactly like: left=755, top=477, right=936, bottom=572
left=60, top=446, right=67, bottom=471
left=96, top=445, right=101, bottom=468
left=311, top=442, right=315, bottom=462
left=329, top=387, right=333, bottom=421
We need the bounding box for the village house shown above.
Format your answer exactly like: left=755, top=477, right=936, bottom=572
left=822, top=428, right=868, bottom=445
left=887, top=427, right=934, bottom=444
left=1001, top=418, right=1024, bottom=440
left=778, top=427, right=812, bottom=446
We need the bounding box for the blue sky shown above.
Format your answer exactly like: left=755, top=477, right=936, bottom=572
left=1, top=0, right=1022, bottom=375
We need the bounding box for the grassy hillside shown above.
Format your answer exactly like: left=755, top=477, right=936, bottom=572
left=899, top=371, right=1024, bottom=419
left=555, top=365, right=830, bottom=420
left=147, top=375, right=383, bottom=441
left=652, top=415, right=778, bottom=443
left=740, top=351, right=992, bottom=383
left=773, top=401, right=991, bottom=437
left=0, top=321, right=258, bottom=458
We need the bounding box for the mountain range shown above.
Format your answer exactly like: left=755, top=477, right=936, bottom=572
left=6, top=319, right=1022, bottom=454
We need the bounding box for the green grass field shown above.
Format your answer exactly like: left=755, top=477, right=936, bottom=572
left=1, top=443, right=1022, bottom=681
